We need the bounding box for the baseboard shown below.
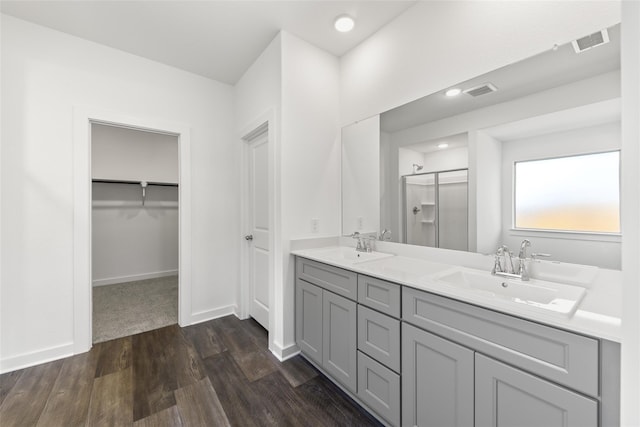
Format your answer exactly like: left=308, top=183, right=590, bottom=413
left=270, top=342, right=300, bottom=362
left=299, top=353, right=392, bottom=427
left=92, top=270, right=178, bottom=287
left=0, top=342, right=74, bottom=374
left=187, top=305, right=237, bottom=326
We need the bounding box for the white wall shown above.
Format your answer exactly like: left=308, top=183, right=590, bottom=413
left=234, top=31, right=341, bottom=359
left=1, top=15, right=237, bottom=371
left=340, top=1, right=621, bottom=126
left=234, top=33, right=282, bottom=355
left=470, top=130, right=502, bottom=254
left=280, top=32, right=341, bottom=357
left=621, top=2, right=640, bottom=425
left=92, top=183, right=179, bottom=285
left=421, top=147, right=468, bottom=173
left=91, top=124, right=179, bottom=183
left=342, top=116, right=380, bottom=234
left=380, top=130, right=392, bottom=235
left=235, top=34, right=282, bottom=131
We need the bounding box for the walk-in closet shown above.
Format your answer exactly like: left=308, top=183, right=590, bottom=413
left=91, top=123, right=179, bottom=343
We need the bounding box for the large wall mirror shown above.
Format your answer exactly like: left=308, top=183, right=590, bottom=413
left=342, top=24, right=621, bottom=269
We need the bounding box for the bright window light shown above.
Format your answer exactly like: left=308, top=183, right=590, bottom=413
left=514, top=151, right=620, bottom=233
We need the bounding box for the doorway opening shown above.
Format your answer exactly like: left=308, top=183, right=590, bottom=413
left=91, top=123, right=179, bottom=343
left=73, top=108, right=192, bottom=354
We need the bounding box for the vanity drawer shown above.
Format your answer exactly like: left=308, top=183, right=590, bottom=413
left=358, top=275, right=401, bottom=318
left=358, top=305, right=401, bottom=372
left=357, top=351, right=401, bottom=427
left=402, top=286, right=599, bottom=396
left=296, top=258, right=357, bottom=300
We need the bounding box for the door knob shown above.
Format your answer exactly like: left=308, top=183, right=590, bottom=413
left=244, top=235, right=253, bottom=241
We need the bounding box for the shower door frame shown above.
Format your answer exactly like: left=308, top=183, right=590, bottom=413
left=402, top=167, right=468, bottom=248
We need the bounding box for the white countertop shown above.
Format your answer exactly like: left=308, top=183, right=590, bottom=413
left=292, top=246, right=622, bottom=342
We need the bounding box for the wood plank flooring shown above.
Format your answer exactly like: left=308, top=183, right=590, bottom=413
left=0, top=315, right=382, bottom=426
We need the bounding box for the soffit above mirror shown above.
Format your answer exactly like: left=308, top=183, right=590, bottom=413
left=380, top=25, right=620, bottom=133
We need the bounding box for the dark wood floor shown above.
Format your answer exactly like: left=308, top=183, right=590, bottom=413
left=0, top=315, right=381, bottom=426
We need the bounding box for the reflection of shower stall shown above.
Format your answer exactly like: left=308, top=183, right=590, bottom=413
left=402, top=169, right=468, bottom=250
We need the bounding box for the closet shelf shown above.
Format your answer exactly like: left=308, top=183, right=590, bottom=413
left=92, top=178, right=178, bottom=187
left=92, top=201, right=178, bottom=208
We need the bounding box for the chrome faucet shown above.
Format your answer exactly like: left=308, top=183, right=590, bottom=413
left=492, top=240, right=551, bottom=281
left=517, top=239, right=531, bottom=281
left=351, top=232, right=374, bottom=252
left=491, top=245, right=517, bottom=278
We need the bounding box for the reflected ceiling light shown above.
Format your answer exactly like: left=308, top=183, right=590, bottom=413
left=445, top=88, right=462, bottom=97
left=334, top=15, right=355, bottom=32
left=437, top=143, right=449, bottom=149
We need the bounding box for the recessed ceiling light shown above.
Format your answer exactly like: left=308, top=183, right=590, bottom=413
left=437, top=143, right=449, bottom=149
left=445, top=88, right=462, bottom=97
left=334, top=15, right=355, bottom=32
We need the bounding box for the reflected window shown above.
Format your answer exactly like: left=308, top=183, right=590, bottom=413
left=514, top=151, right=620, bottom=233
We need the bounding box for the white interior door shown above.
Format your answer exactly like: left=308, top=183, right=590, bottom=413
left=246, top=131, right=270, bottom=330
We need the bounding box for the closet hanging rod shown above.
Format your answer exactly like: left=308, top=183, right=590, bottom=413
left=91, top=179, right=178, bottom=187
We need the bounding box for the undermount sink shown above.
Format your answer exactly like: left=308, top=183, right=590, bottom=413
left=307, top=246, right=395, bottom=264
left=431, top=268, right=587, bottom=317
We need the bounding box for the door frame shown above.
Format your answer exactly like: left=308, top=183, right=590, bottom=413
left=72, top=107, right=192, bottom=354
left=239, top=109, right=279, bottom=348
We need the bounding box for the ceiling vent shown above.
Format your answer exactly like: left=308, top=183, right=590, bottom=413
left=463, top=83, right=497, bottom=97
left=572, top=29, right=610, bottom=53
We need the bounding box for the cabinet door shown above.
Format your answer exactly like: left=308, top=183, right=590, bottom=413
left=295, top=279, right=323, bottom=365
left=323, top=290, right=358, bottom=394
left=402, top=323, right=474, bottom=427
left=475, top=354, right=597, bottom=427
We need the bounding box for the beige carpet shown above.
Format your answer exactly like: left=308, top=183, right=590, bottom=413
left=92, top=275, right=178, bottom=343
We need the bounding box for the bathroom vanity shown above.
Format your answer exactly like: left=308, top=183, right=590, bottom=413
left=293, top=248, right=620, bottom=427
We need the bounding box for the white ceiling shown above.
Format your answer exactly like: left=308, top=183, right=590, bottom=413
left=0, top=0, right=416, bottom=85
left=405, top=133, right=468, bottom=154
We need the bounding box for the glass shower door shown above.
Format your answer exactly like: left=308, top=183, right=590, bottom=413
left=438, top=169, right=468, bottom=251
left=403, top=173, right=436, bottom=247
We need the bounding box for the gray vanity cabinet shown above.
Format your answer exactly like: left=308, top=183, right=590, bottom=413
left=295, top=278, right=323, bottom=365
left=323, top=290, right=358, bottom=394
left=296, top=256, right=618, bottom=427
left=295, top=258, right=358, bottom=395
left=475, top=354, right=598, bottom=427
left=402, top=322, right=474, bottom=427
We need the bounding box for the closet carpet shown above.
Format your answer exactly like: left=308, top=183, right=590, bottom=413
left=93, top=276, right=178, bottom=343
